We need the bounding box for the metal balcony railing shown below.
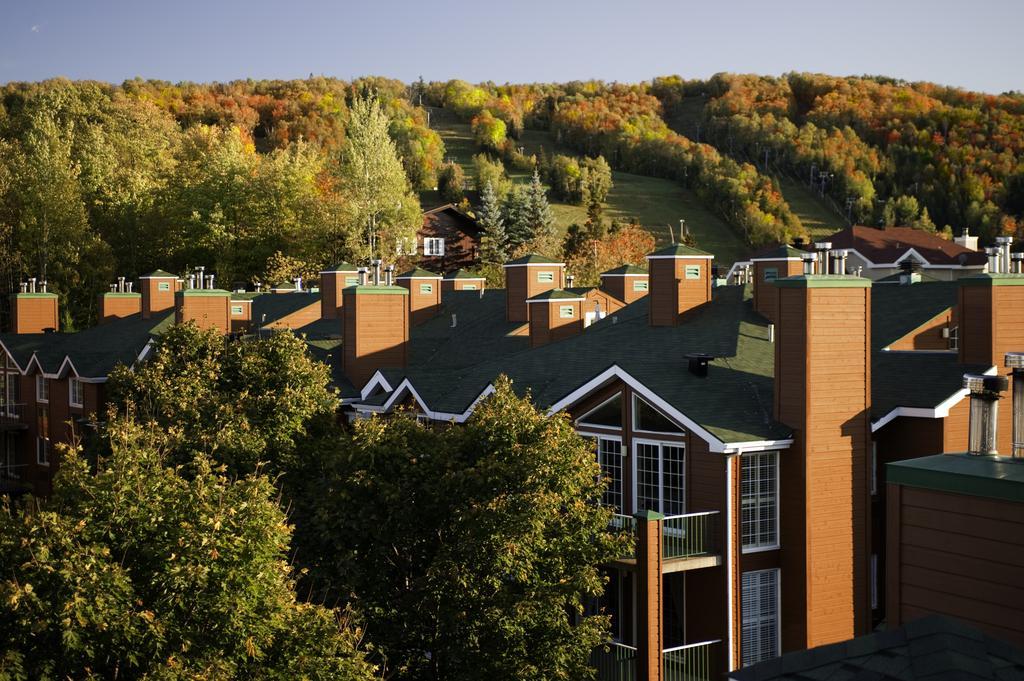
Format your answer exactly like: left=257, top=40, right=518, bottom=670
left=661, top=512, right=718, bottom=560
left=592, top=642, right=636, bottom=681
left=610, top=514, right=637, bottom=559
left=663, top=640, right=721, bottom=681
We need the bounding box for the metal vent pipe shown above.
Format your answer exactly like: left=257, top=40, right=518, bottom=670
left=384, top=265, right=394, bottom=287
left=964, top=373, right=1008, bottom=456
left=371, top=259, right=382, bottom=286
left=996, top=236, right=1013, bottom=274
left=1007, top=353, right=1024, bottom=458
left=357, top=267, right=368, bottom=286
left=802, top=252, right=817, bottom=275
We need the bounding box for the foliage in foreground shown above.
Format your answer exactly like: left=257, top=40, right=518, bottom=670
left=315, top=377, right=628, bottom=680
left=0, top=417, right=376, bottom=680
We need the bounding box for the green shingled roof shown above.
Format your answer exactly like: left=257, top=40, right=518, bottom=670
left=601, top=265, right=648, bottom=276
left=888, top=453, right=1024, bottom=502
left=443, top=269, right=485, bottom=280
left=396, top=267, right=441, bottom=279
left=526, top=289, right=585, bottom=302
left=647, top=244, right=713, bottom=258
left=504, top=254, right=562, bottom=266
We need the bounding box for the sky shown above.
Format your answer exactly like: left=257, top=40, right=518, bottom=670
left=1, top=0, right=1021, bottom=94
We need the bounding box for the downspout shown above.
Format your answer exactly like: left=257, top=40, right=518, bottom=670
left=725, top=451, right=738, bottom=671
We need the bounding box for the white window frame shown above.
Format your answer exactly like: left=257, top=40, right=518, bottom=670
left=423, top=237, right=445, bottom=256
left=559, top=305, right=575, bottom=318
left=35, top=375, right=48, bottom=404
left=684, top=264, right=701, bottom=280
left=575, top=392, right=623, bottom=430
left=462, top=284, right=478, bottom=290
left=344, top=275, right=359, bottom=286
left=419, top=283, right=434, bottom=294
left=741, top=568, right=781, bottom=666
left=69, top=378, right=84, bottom=409
left=763, top=267, right=778, bottom=282
left=537, top=271, right=555, bottom=283
left=157, top=281, right=171, bottom=292
left=741, top=451, right=780, bottom=553
left=632, top=438, right=685, bottom=515
left=596, top=436, right=624, bottom=512
left=633, top=279, right=649, bottom=292
left=632, top=394, right=685, bottom=435
left=3, top=372, right=16, bottom=414
left=36, top=435, right=49, bottom=467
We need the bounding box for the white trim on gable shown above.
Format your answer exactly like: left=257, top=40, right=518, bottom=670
left=870, top=365, right=996, bottom=432
left=840, top=247, right=984, bottom=270
left=360, top=371, right=395, bottom=400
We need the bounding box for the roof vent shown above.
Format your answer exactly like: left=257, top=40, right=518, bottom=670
left=801, top=252, right=817, bottom=275
left=685, top=352, right=714, bottom=378
left=963, top=373, right=1008, bottom=456
left=1007, top=353, right=1024, bottom=458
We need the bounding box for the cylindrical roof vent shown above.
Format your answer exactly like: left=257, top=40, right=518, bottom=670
left=963, top=373, right=1008, bottom=456
left=1007, top=353, right=1024, bottom=458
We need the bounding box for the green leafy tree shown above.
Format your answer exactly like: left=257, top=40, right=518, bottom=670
left=580, top=156, right=613, bottom=205
left=337, top=95, right=422, bottom=261
left=316, top=377, right=627, bottom=681
left=437, top=161, right=465, bottom=204
left=0, top=416, right=376, bottom=680
left=472, top=153, right=512, bottom=199
left=477, top=181, right=506, bottom=263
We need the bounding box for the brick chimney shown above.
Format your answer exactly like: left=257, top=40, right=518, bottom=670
left=441, top=269, right=486, bottom=293
left=320, top=262, right=359, bottom=320
left=526, top=290, right=584, bottom=348
left=503, top=255, right=565, bottom=323
left=396, top=267, right=442, bottom=326
left=751, top=245, right=805, bottom=322
left=342, top=282, right=409, bottom=389
left=99, top=277, right=141, bottom=323
left=599, top=265, right=649, bottom=305
left=140, top=270, right=177, bottom=319
left=957, top=273, right=1024, bottom=454
left=10, top=279, right=58, bottom=334
left=773, top=273, right=872, bottom=651
left=646, top=244, right=713, bottom=326
left=174, top=270, right=231, bottom=333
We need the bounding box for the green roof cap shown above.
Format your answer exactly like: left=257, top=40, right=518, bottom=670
left=14, top=292, right=58, bottom=299
left=102, top=292, right=141, bottom=298
left=647, top=244, right=713, bottom=258
left=887, top=453, right=1024, bottom=502
left=443, top=269, right=485, bottom=280
left=271, top=282, right=296, bottom=290
left=958, top=273, right=1024, bottom=286
left=601, top=265, right=648, bottom=276
left=396, top=267, right=441, bottom=279
left=343, top=285, right=409, bottom=296
left=322, top=262, right=358, bottom=273
left=177, top=288, right=231, bottom=297
left=504, top=254, right=562, bottom=266
left=142, top=269, right=177, bottom=278
left=526, top=289, right=585, bottom=302
left=773, top=274, right=872, bottom=288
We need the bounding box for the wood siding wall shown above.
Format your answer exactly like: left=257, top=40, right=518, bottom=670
left=600, top=275, right=649, bottom=305
left=11, top=296, right=59, bottom=334
left=342, top=291, right=409, bottom=389
left=99, top=294, right=142, bottom=323
left=649, top=258, right=712, bottom=327
left=887, top=307, right=954, bottom=351
left=887, top=484, right=1024, bottom=646
left=141, top=278, right=175, bottom=319
left=176, top=295, right=230, bottom=334
left=399, top=279, right=442, bottom=326
left=752, top=260, right=802, bottom=322
left=505, top=265, right=564, bottom=323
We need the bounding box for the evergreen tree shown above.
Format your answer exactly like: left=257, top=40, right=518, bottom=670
left=585, top=194, right=606, bottom=240
left=477, top=181, right=507, bottom=263
left=525, top=170, right=556, bottom=242
left=502, top=186, right=532, bottom=250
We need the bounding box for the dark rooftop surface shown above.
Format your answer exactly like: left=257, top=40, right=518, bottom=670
left=730, top=615, right=1024, bottom=681
left=888, top=453, right=1024, bottom=503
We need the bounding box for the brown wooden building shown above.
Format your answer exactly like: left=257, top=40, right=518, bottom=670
left=417, top=204, right=483, bottom=271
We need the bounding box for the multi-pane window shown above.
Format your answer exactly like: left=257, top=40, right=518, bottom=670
left=741, top=569, right=779, bottom=666
left=36, top=375, right=48, bottom=403
left=634, top=441, right=685, bottom=515
left=423, top=238, right=445, bottom=256
left=741, top=452, right=778, bottom=550
left=597, top=438, right=623, bottom=511
left=69, top=378, right=84, bottom=408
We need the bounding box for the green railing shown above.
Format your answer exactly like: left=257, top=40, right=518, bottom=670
left=592, top=642, right=636, bottom=681
left=663, top=640, right=720, bottom=681
left=661, top=512, right=718, bottom=560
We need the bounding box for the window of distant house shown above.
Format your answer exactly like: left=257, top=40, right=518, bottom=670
left=763, top=267, right=778, bottom=282
left=423, top=238, right=445, bottom=256
left=633, top=279, right=649, bottom=292
left=69, top=378, right=84, bottom=409
left=741, top=569, right=780, bottom=666
left=537, top=271, right=555, bottom=283
left=685, top=265, right=701, bottom=280
left=420, top=283, right=434, bottom=294
left=559, top=305, right=575, bottom=318
left=36, top=412, right=49, bottom=466
left=158, top=282, right=171, bottom=292
left=345, top=276, right=359, bottom=286
left=231, top=305, right=244, bottom=315
left=741, top=452, right=779, bottom=551
left=35, top=375, right=48, bottom=403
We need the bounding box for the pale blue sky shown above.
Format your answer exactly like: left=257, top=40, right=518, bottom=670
left=1, top=0, right=1020, bottom=93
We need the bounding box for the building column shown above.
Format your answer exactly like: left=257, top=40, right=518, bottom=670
left=635, top=510, right=664, bottom=681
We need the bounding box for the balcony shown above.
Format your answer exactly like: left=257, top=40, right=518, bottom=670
left=0, top=404, right=27, bottom=431
left=610, top=511, right=721, bottom=572
left=592, top=640, right=721, bottom=681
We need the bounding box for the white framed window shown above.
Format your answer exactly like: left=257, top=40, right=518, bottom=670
left=632, top=395, right=684, bottom=434
left=577, top=392, right=623, bottom=430
left=419, top=283, right=434, bottom=294
left=596, top=437, right=624, bottom=511
left=763, top=267, right=778, bottom=282
left=948, top=325, right=959, bottom=351
left=230, top=305, right=244, bottom=315
left=69, top=378, right=84, bottom=408
left=158, top=281, right=171, bottom=291
left=741, top=452, right=779, bottom=551
left=423, top=237, right=445, bottom=256
left=559, top=305, right=575, bottom=318
left=633, top=279, right=648, bottom=292
left=463, top=284, right=478, bottom=290
left=741, top=569, right=780, bottom=666
left=685, top=265, right=701, bottom=280
left=537, top=271, right=555, bottom=283
left=344, top=275, right=359, bottom=286
left=633, top=439, right=685, bottom=515
left=3, top=372, right=16, bottom=413
left=36, top=411, right=49, bottom=466
left=35, top=375, right=48, bottom=403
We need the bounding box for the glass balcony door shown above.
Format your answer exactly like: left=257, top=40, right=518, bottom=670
left=633, top=440, right=685, bottom=516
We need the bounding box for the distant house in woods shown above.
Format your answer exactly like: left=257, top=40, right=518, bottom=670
left=416, top=204, right=482, bottom=270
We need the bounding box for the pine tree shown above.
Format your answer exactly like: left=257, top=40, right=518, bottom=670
left=525, top=171, right=556, bottom=243
left=477, top=181, right=507, bottom=263
left=502, top=186, right=532, bottom=250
